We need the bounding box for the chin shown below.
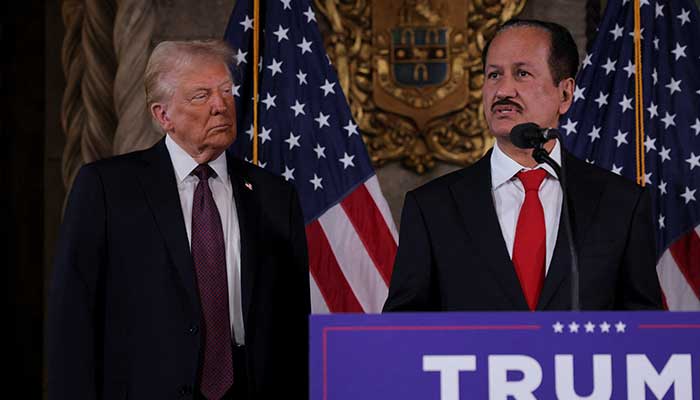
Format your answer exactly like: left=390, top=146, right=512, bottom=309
left=488, top=119, right=517, bottom=138
left=211, top=131, right=236, bottom=146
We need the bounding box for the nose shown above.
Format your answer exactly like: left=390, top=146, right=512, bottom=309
left=210, top=91, right=228, bottom=115
left=494, top=73, right=517, bottom=100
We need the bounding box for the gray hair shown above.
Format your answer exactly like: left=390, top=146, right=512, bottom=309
left=144, top=39, right=235, bottom=107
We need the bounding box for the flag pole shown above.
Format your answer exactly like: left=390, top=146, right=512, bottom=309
left=252, top=0, right=260, bottom=165
left=633, top=0, right=646, bottom=186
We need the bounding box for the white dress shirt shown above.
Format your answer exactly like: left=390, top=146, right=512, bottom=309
left=490, top=140, right=563, bottom=274
left=165, top=135, right=245, bottom=345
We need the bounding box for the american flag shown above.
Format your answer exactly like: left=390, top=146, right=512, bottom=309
left=562, top=0, right=700, bottom=310
left=224, top=0, right=398, bottom=313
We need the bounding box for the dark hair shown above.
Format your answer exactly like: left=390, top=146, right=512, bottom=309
left=481, top=19, right=579, bottom=85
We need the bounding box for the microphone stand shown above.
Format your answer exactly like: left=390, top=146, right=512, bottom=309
left=532, top=144, right=580, bottom=311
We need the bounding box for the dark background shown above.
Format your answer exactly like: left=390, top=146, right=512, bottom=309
left=4, top=0, right=46, bottom=393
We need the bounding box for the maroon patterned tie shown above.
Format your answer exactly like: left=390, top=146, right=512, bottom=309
left=191, top=164, right=233, bottom=399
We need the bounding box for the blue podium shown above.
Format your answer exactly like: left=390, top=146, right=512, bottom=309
left=310, top=312, right=700, bottom=399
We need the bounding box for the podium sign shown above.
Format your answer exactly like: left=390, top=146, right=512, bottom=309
left=310, top=312, right=700, bottom=399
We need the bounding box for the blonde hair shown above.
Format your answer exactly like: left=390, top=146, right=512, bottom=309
left=144, top=39, right=235, bottom=107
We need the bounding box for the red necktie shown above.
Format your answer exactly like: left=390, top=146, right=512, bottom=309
left=191, top=164, right=233, bottom=399
left=512, top=169, right=548, bottom=311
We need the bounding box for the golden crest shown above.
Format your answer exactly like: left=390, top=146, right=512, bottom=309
left=315, top=0, right=526, bottom=173
left=373, top=0, right=468, bottom=130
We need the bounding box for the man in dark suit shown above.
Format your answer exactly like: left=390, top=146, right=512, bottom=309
left=48, top=40, right=310, bottom=399
left=384, top=20, right=662, bottom=312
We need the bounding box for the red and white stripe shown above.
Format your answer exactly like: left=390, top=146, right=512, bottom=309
left=307, top=175, right=398, bottom=313
left=657, top=225, right=700, bottom=310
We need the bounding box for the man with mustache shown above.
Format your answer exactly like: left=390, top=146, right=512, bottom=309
left=48, top=40, right=310, bottom=399
left=384, top=20, right=662, bottom=312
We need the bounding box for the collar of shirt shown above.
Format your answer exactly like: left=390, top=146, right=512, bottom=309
left=490, top=139, right=562, bottom=190
left=165, top=134, right=228, bottom=183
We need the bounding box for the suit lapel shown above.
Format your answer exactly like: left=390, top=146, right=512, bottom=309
left=537, top=219, right=570, bottom=309
left=448, top=151, right=530, bottom=310
left=137, top=138, right=201, bottom=317
left=226, top=154, right=261, bottom=326
left=537, top=150, right=604, bottom=309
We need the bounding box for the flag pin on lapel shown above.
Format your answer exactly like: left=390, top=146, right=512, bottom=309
left=244, top=181, right=253, bottom=191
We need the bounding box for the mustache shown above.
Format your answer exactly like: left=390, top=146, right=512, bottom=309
left=491, top=98, right=523, bottom=112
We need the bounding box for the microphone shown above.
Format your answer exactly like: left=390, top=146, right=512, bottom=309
left=508, top=122, right=580, bottom=311
left=509, top=123, right=560, bottom=149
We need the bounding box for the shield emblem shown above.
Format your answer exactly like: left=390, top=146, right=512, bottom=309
left=373, top=0, right=469, bottom=131
left=391, top=27, right=450, bottom=87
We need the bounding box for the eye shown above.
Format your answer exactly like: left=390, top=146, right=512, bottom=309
left=487, top=71, right=500, bottom=80
left=189, top=92, right=209, bottom=104
left=517, top=69, right=530, bottom=78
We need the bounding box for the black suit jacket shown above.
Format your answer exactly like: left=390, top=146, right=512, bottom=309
left=48, top=138, right=310, bottom=399
left=384, top=149, right=662, bottom=311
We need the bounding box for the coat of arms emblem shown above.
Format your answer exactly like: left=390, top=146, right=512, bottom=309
left=374, top=0, right=468, bottom=129
left=316, top=0, right=526, bottom=173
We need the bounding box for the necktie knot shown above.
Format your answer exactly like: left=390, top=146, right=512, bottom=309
left=517, top=169, right=547, bottom=192
left=192, top=164, right=216, bottom=181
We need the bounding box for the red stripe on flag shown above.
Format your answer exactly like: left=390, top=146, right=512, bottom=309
left=306, top=221, right=364, bottom=312
left=340, top=184, right=397, bottom=285
left=669, top=229, right=700, bottom=301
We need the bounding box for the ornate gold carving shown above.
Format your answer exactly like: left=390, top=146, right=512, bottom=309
left=374, top=1, right=465, bottom=117
left=315, top=0, right=526, bottom=173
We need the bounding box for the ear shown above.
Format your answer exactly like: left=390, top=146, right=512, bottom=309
left=557, top=77, right=575, bottom=115
left=150, top=102, right=173, bottom=132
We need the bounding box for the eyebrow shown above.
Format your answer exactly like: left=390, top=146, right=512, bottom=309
left=187, top=79, right=233, bottom=92
left=217, top=78, right=233, bottom=87
left=487, top=61, right=534, bottom=69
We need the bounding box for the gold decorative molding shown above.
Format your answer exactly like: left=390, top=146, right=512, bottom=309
left=315, top=0, right=526, bottom=173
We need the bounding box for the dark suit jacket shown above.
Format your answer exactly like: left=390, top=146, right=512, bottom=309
left=48, top=138, right=310, bottom=399
left=384, top=149, right=662, bottom=311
